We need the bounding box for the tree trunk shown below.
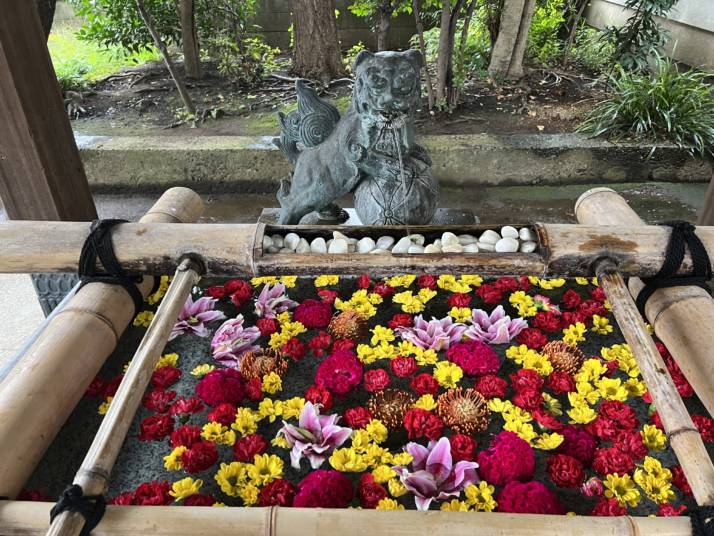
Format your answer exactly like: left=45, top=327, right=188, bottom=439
left=434, top=0, right=465, bottom=108
left=412, top=0, right=435, bottom=110
left=136, top=0, right=196, bottom=115
left=698, top=169, right=714, bottom=226
left=487, top=0, right=536, bottom=79
left=35, top=0, right=57, bottom=40
left=377, top=1, right=396, bottom=51
left=179, top=0, right=201, bottom=79
left=292, top=0, right=344, bottom=81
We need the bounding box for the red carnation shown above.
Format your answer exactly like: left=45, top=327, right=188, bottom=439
left=495, top=277, right=520, bottom=293
left=151, top=367, right=181, bottom=389
left=142, top=389, right=176, bottom=413
left=693, top=415, right=714, bottom=442
left=207, top=403, right=237, bottom=427
left=314, top=350, right=363, bottom=396
left=450, top=434, right=477, bottom=461
left=474, top=374, right=508, bottom=399
left=357, top=473, right=387, bottom=509
left=133, top=481, right=171, bottom=506
left=170, top=424, right=202, bottom=448
left=293, top=470, right=353, bottom=508
left=417, top=274, right=437, bottom=289
left=497, top=481, right=565, bottom=514
left=516, top=328, right=548, bottom=350
left=513, top=387, right=542, bottom=412
left=671, top=370, right=694, bottom=398
left=586, top=416, right=619, bottom=441
left=590, top=287, right=607, bottom=302
left=103, top=374, right=123, bottom=397
left=364, top=369, right=391, bottom=392
left=532, top=311, right=562, bottom=333
left=557, top=425, right=598, bottom=466
left=547, top=371, right=576, bottom=394
left=169, top=395, right=205, bottom=418
left=204, top=285, right=227, bottom=299
left=532, top=408, right=563, bottom=431
left=578, top=299, right=608, bottom=319
left=671, top=464, right=692, bottom=496
left=108, top=492, right=134, bottom=505
left=547, top=454, right=584, bottom=488
left=592, top=447, right=634, bottom=476
left=477, top=431, right=535, bottom=486
left=592, top=497, right=627, bottom=516
left=305, top=385, right=333, bottom=411
left=182, top=441, right=218, bottom=473
left=317, top=289, right=339, bottom=305
left=184, top=494, right=216, bottom=506
left=357, top=274, right=371, bottom=289
left=561, top=289, right=582, bottom=310
left=510, top=368, right=544, bottom=393
left=245, top=377, right=263, bottom=402
left=403, top=408, right=444, bottom=440
left=372, top=282, right=395, bottom=299
left=391, top=356, right=417, bottom=378
left=224, top=279, right=248, bottom=294
left=518, top=276, right=532, bottom=291
left=344, top=406, right=373, bottom=429
left=138, top=414, right=174, bottom=441
left=562, top=311, right=587, bottom=327
left=256, top=317, right=279, bottom=337
left=447, top=340, right=500, bottom=376
left=85, top=377, right=107, bottom=397
left=658, top=504, right=687, bottom=517
left=234, top=433, right=269, bottom=462
left=612, top=429, right=648, bottom=460
left=282, top=337, right=307, bottom=361
left=195, top=368, right=244, bottom=407
left=410, top=373, right=439, bottom=396
left=309, top=331, right=333, bottom=358
left=599, top=400, right=639, bottom=430
left=388, top=313, right=413, bottom=329
left=332, top=339, right=355, bottom=352
left=448, top=293, right=472, bottom=308
left=259, top=479, right=297, bottom=507
left=227, top=280, right=252, bottom=308
left=475, top=283, right=502, bottom=305
left=294, top=299, right=333, bottom=329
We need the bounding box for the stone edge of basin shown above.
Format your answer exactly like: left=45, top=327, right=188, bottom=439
left=76, top=133, right=713, bottom=194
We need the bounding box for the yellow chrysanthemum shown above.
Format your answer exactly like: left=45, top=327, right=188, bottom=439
left=385, top=274, right=416, bottom=288
left=388, top=478, right=408, bottom=498
left=250, top=276, right=279, bottom=287
left=363, top=444, right=392, bottom=467
left=393, top=291, right=426, bottom=314
left=464, top=481, right=497, bottom=512
left=247, top=454, right=283, bottom=486
left=376, top=497, right=405, bottom=510
left=98, top=396, right=112, bottom=415
left=214, top=462, right=248, bottom=497
left=414, top=347, right=438, bottom=366
left=624, top=378, right=647, bottom=398
left=563, top=322, right=587, bottom=345
left=503, top=420, right=537, bottom=443
left=575, top=277, right=589, bottom=285
left=575, top=358, right=608, bottom=383
left=261, top=372, right=283, bottom=394
left=133, top=310, right=154, bottom=327
left=163, top=446, right=187, bottom=471
left=604, top=473, right=641, bottom=507
left=391, top=452, right=413, bottom=466
left=201, top=422, right=236, bottom=446
left=281, top=397, right=305, bottom=420
left=155, top=352, right=179, bottom=369
left=505, top=344, right=539, bottom=365
left=329, top=448, right=368, bottom=472
left=372, top=465, right=397, bottom=484
left=271, top=435, right=290, bottom=449
left=542, top=393, right=563, bottom=416
left=433, top=361, right=463, bottom=388
left=146, top=275, right=171, bottom=304
left=190, top=364, right=215, bottom=377
left=232, top=407, right=259, bottom=436
left=351, top=430, right=372, bottom=452
left=366, top=419, right=389, bottom=443
left=448, top=307, right=473, bottom=323
left=567, top=405, right=597, bottom=424
left=169, top=477, right=202, bottom=501
left=441, top=499, right=470, bottom=511
left=641, top=424, right=667, bottom=451
left=414, top=394, right=437, bottom=411
left=314, top=275, right=339, bottom=287
left=533, top=433, right=564, bottom=450
left=575, top=382, right=601, bottom=405
left=596, top=377, right=628, bottom=401
left=257, top=398, right=284, bottom=423
left=591, top=315, right=613, bottom=335
left=370, top=325, right=395, bottom=345
left=509, top=291, right=537, bottom=317
left=522, top=351, right=553, bottom=376
left=239, top=483, right=260, bottom=505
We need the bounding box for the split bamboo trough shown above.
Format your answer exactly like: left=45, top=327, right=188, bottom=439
left=0, top=186, right=713, bottom=535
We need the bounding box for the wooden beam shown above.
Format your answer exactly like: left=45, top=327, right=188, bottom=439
left=0, top=0, right=96, bottom=221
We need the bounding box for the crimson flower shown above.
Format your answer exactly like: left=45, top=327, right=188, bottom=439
left=182, top=441, right=218, bottom=473
left=234, top=433, right=269, bottom=462
left=259, top=479, right=297, bottom=507
left=391, top=355, right=417, bottom=377
left=138, top=414, right=174, bottom=441
left=364, top=369, right=390, bottom=392
left=403, top=408, right=444, bottom=440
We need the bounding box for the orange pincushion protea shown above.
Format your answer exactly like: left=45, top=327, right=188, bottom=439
left=437, top=388, right=490, bottom=435
left=239, top=348, right=288, bottom=381
left=328, top=310, right=368, bottom=342
left=366, top=389, right=416, bottom=429
left=542, top=341, right=585, bottom=375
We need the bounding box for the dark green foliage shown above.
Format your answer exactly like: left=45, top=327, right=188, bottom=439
left=578, top=56, right=714, bottom=157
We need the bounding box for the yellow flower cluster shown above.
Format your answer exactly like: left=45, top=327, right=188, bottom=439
left=392, top=288, right=437, bottom=314
left=357, top=339, right=437, bottom=366
left=634, top=457, right=675, bottom=504
left=314, top=275, right=339, bottom=287
left=433, top=361, right=464, bottom=388
left=169, top=477, right=202, bottom=501
left=213, top=455, right=283, bottom=504
left=133, top=310, right=154, bottom=327
left=437, top=275, right=483, bottom=293
left=155, top=352, right=178, bottom=369
left=489, top=398, right=563, bottom=449
left=232, top=407, right=260, bottom=436
left=261, top=372, right=283, bottom=394
left=335, top=289, right=382, bottom=318
left=202, top=421, right=236, bottom=446
left=268, top=320, right=307, bottom=350
left=371, top=325, right=395, bottom=345
left=250, top=276, right=297, bottom=288
left=509, top=291, right=537, bottom=317
left=528, top=277, right=565, bottom=290
left=98, top=396, right=112, bottom=415
left=601, top=344, right=640, bottom=378
left=376, top=498, right=405, bottom=510
left=448, top=307, right=472, bottom=323
left=562, top=322, right=586, bottom=345
left=190, top=363, right=215, bottom=377
left=331, top=419, right=394, bottom=473
left=595, top=377, right=628, bottom=402
left=591, top=314, right=613, bottom=335
left=414, top=394, right=437, bottom=411
left=604, top=473, right=640, bottom=507
left=146, top=275, right=171, bottom=305
left=164, top=445, right=187, bottom=471
left=385, top=274, right=416, bottom=288
left=464, top=481, right=498, bottom=511
left=641, top=424, right=667, bottom=451
left=505, top=345, right=553, bottom=376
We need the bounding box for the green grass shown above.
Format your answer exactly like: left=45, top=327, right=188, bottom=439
left=48, top=20, right=161, bottom=91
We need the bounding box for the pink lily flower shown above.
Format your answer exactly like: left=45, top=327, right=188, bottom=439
left=254, top=283, right=298, bottom=319
left=463, top=305, right=528, bottom=344
left=169, top=296, right=226, bottom=340
left=210, top=315, right=261, bottom=367
left=396, top=315, right=467, bottom=351
left=278, top=402, right=353, bottom=470
left=393, top=437, right=479, bottom=511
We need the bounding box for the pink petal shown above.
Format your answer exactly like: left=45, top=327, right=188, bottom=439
left=426, top=437, right=453, bottom=483
left=405, top=442, right=430, bottom=470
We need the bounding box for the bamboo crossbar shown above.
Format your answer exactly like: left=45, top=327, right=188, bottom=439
left=46, top=258, right=202, bottom=536
left=1, top=221, right=714, bottom=277
left=0, top=501, right=695, bottom=535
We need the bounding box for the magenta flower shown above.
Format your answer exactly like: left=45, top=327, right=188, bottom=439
left=463, top=305, right=528, bottom=344
left=170, top=296, right=226, bottom=340
left=393, top=437, right=479, bottom=510
left=254, top=283, right=298, bottom=319
left=396, top=315, right=466, bottom=351
left=278, top=402, right=353, bottom=470
left=210, top=315, right=261, bottom=367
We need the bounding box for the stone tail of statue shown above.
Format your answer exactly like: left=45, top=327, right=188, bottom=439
left=272, top=80, right=341, bottom=165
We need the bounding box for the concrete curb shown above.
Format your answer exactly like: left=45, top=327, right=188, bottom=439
left=77, top=133, right=712, bottom=193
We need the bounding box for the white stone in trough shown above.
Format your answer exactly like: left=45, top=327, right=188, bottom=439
left=458, top=234, right=478, bottom=245
left=463, top=243, right=479, bottom=253
left=310, top=237, right=327, bottom=254
left=519, top=227, right=536, bottom=241
left=370, top=248, right=389, bottom=254
left=391, top=236, right=413, bottom=254
left=296, top=238, right=311, bottom=254
left=441, top=232, right=460, bottom=247
left=376, top=236, right=395, bottom=250
left=284, top=232, right=300, bottom=251
left=271, top=234, right=284, bottom=248
left=424, top=244, right=442, bottom=254
left=495, top=237, right=519, bottom=252
left=409, top=234, right=425, bottom=246
left=333, top=231, right=350, bottom=242
left=408, top=244, right=425, bottom=253
left=479, top=230, right=501, bottom=245
left=357, top=237, right=376, bottom=253
left=262, top=236, right=273, bottom=249
left=267, top=246, right=279, bottom=254
left=328, top=238, right=349, bottom=254
left=520, top=241, right=537, bottom=253
left=477, top=241, right=496, bottom=252
left=443, top=243, right=464, bottom=253
left=279, top=247, right=293, bottom=253
left=501, top=226, right=519, bottom=239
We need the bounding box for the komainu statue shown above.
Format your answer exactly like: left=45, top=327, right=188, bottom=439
left=273, top=49, right=439, bottom=225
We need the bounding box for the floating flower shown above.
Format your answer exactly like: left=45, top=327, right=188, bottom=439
left=170, top=296, right=226, bottom=340
left=366, top=389, right=416, bottom=430
left=247, top=454, right=284, bottom=486
left=211, top=315, right=261, bottom=367
left=314, top=350, right=363, bottom=396
left=397, top=315, right=466, bottom=351
left=278, top=401, right=353, bottom=470
left=239, top=349, right=288, bottom=382
left=254, top=283, right=297, bottom=319
left=603, top=473, right=640, bottom=507
left=446, top=340, right=500, bottom=376
left=437, top=388, right=490, bottom=435
left=463, top=306, right=528, bottom=344
left=393, top=437, right=479, bottom=511
left=497, top=480, right=565, bottom=514
left=477, top=431, right=535, bottom=486
left=293, top=299, right=333, bottom=329
left=433, top=361, right=464, bottom=389
left=328, top=310, right=369, bottom=342
left=293, top=470, right=353, bottom=508
left=169, top=477, right=203, bottom=501
left=542, top=341, right=585, bottom=375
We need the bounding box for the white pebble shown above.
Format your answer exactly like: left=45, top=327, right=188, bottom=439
left=357, top=237, right=376, bottom=253
left=458, top=234, right=478, bottom=245
left=376, top=236, right=395, bottom=250
left=271, top=234, right=284, bottom=249
left=262, top=235, right=273, bottom=249
left=479, top=230, right=501, bottom=244
left=443, top=243, right=464, bottom=253
left=495, top=237, right=519, bottom=252
left=370, top=248, right=389, bottom=254
left=408, top=234, right=425, bottom=246
left=520, top=241, right=537, bottom=253
left=441, top=232, right=460, bottom=247
left=333, top=231, right=349, bottom=242
left=391, top=236, right=412, bottom=254
left=310, top=237, right=327, bottom=254
left=328, top=238, right=348, bottom=254
left=284, top=232, right=300, bottom=251
left=464, top=243, right=480, bottom=253
left=424, top=244, right=442, bottom=254
left=477, top=241, right=495, bottom=252
left=519, top=227, right=536, bottom=241
left=433, top=239, right=442, bottom=248
left=267, top=246, right=279, bottom=254
left=408, top=244, right=425, bottom=253
left=296, top=238, right=311, bottom=254
left=501, top=226, right=519, bottom=239
left=279, top=247, right=293, bottom=253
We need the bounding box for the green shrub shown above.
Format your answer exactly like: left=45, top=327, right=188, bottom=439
left=54, top=58, right=91, bottom=92
left=344, top=42, right=367, bottom=72
left=569, top=26, right=615, bottom=73
left=578, top=56, right=714, bottom=157
left=206, top=36, right=279, bottom=87
left=526, top=0, right=565, bottom=67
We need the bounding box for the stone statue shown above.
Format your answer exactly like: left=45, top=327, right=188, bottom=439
left=273, top=49, right=439, bottom=225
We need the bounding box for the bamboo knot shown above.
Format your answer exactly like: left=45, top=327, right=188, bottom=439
left=625, top=515, right=640, bottom=536
left=265, top=506, right=278, bottom=536
left=666, top=426, right=699, bottom=442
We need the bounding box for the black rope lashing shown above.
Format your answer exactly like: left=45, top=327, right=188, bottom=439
left=635, top=220, right=712, bottom=315
left=78, top=219, right=144, bottom=316
left=50, top=484, right=106, bottom=536
left=690, top=505, right=714, bottom=536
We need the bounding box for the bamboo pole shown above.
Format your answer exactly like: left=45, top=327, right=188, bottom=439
left=0, top=501, right=694, bottom=536
left=575, top=187, right=714, bottom=419
left=0, top=187, right=203, bottom=499
left=47, top=257, right=202, bottom=536
left=0, top=221, right=713, bottom=278
left=597, top=259, right=714, bottom=506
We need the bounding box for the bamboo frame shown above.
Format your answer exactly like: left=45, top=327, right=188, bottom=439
left=0, top=501, right=695, bottom=536
left=0, top=221, right=713, bottom=277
